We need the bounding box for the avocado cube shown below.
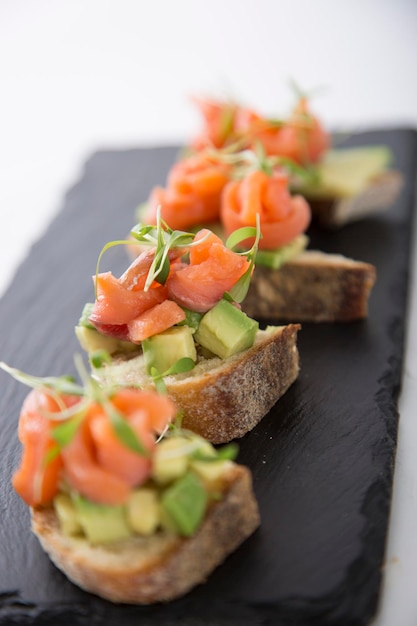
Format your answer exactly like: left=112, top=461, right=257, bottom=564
left=54, top=493, right=83, bottom=537
left=126, top=487, right=160, bottom=535
left=142, top=326, right=197, bottom=375
left=78, top=302, right=96, bottom=329
left=72, top=494, right=132, bottom=544
left=303, top=146, right=392, bottom=198
left=152, top=436, right=190, bottom=484
left=255, top=234, right=308, bottom=269
left=194, top=299, right=259, bottom=359
left=75, top=325, right=120, bottom=355
left=190, top=459, right=230, bottom=491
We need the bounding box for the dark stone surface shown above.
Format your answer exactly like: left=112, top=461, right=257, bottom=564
left=0, top=129, right=415, bottom=626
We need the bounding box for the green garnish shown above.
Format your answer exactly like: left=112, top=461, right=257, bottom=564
left=150, top=357, right=196, bottom=394
left=104, top=398, right=149, bottom=456
left=51, top=412, right=86, bottom=448
left=225, top=214, right=261, bottom=303
left=90, top=349, right=112, bottom=369
left=191, top=441, right=238, bottom=463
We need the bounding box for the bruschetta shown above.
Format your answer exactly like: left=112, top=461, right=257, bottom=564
left=1, top=361, right=260, bottom=604
left=188, top=92, right=402, bottom=227
left=76, top=221, right=301, bottom=443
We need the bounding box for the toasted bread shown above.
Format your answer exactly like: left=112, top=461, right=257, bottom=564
left=243, top=250, right=376, bottom=322
left=308, top=170, right=403, bottom=228
left=31, top=464, right=260, bottom=604
left=95, top=324, right=300, bottom=444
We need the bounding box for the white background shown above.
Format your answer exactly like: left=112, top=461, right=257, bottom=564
left=1, top=1, right=416, bottom=624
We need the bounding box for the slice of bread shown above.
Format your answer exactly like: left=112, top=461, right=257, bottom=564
left=243, top=250, right=376, bottom=322
left=308, top=170, right=403, bottom=228
left=31, top=464, right=260, bottom=604
left=96, top=324, right=300, bottom=444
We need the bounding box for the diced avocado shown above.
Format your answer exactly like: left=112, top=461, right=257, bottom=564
left=255, top=234, right=309, bottom=269
left=190, top=459, right=231, bottom=491
left=54, top=493, right=83, bottom=537
left=126, top=487, right=160, bottom=535
left=194, top=299, right=259, bottom=359
left=72, top=494, right=132, bottom=544
left=300, top=146, right=392, bottom=199
left=76, top=302, right=139, bottom=357
left=160, top=472, right=208, bottom=537
left=142, top=326, right=197, bottom=375
left=78, top=302, right=96, bottom=329
left=189, top=436, right=217, bottom=459
left=75, top=325, right=121, bottom=355
left=152, top=436, right=191, bottom=484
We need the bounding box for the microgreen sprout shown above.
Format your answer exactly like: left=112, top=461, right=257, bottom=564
left=224, top=213, right=261, bottom=303
left=206, top=144, right=312, bottom=184
left=95, top=208, right=210, bottom=297
left=191, top=441, right=239, bottom=463
left=149, top=357, right=196, bottom=395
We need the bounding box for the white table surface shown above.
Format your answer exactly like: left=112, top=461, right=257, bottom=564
left=1, top=1, right=416, bottom=624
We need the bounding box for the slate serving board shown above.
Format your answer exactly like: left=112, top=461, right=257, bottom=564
left=0, top=129, right=416, bottom=626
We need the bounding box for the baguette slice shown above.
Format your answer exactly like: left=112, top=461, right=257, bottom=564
left=96, top=325, right=300, bottom=444
left=243, top=250, right=376, bottom=322
left=308, top=170, right=403, bottom=228
left=31, top=464, right=260, bottom=604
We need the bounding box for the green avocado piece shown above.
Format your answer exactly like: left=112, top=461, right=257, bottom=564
left=72, top=494, right=132, bottom=544
left=126, top=487, right=161, bottom=535
left=75, top=325, right=120, bottom=355
left=142, top=325, right=197, bottom=375
left=194, top=299, right=259, bottom=359
left=54, top=493, right=83, bottom=537
left=255, top=234, right=308, bottom=269
left=78, top=302, right=96, bottom=329
left=75, top=303, right=139, bottom=357
left=300, top=146, right=392, bottom=199
left=160, top=471, right=208, bottom=537
left=152, top=436, right=191, bottom=484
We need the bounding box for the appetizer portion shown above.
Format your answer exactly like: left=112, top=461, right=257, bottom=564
left=139, top=149, right=376, bottom=323
left=76, top=220, right=300, bottom=443
left=218, top=160, right=376, bottom=322
left=1, top=362, right=260, bottom=604
left=188, top=92, right=403, bottom=227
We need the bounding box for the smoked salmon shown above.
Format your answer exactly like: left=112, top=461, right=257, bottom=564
left=89, top=226, right=251, bottom=338
left=221, top=169, right=311, bottom=250
left=11, top=384, right=176, bottom=507
left=143, top=152, right=232, bottom=231
left=190, top=94, right=330, bottom=166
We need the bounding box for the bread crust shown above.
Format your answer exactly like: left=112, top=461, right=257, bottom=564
left=308, top=170, right=403, bottom=228
left=31, top=464, right=260, bottom=604
left=168, top=325, right=300, bottom=442
left=98, top=325, right=300, bottom=444
left=242, top=251, right=376, bottom=323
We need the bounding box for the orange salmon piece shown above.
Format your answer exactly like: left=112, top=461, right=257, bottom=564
left=128, top=299, right=186, bottom=342
left=221, top=170, right=311, bottom=250
left=13, top=390, right=79, bottom=506
left=89, top=409, right=153, bottom=487
left=90, top=272, right=168, bottom=326
left=61, top=415, right=131, bottom=505
left=167, top=242, right=249, bottom=312
left=189, top=228, right=224, bottom=265
left=111, top=388, right=177, bottom=434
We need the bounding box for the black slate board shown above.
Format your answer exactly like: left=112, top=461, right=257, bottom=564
left=0, top=129, right=416, bottom=626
